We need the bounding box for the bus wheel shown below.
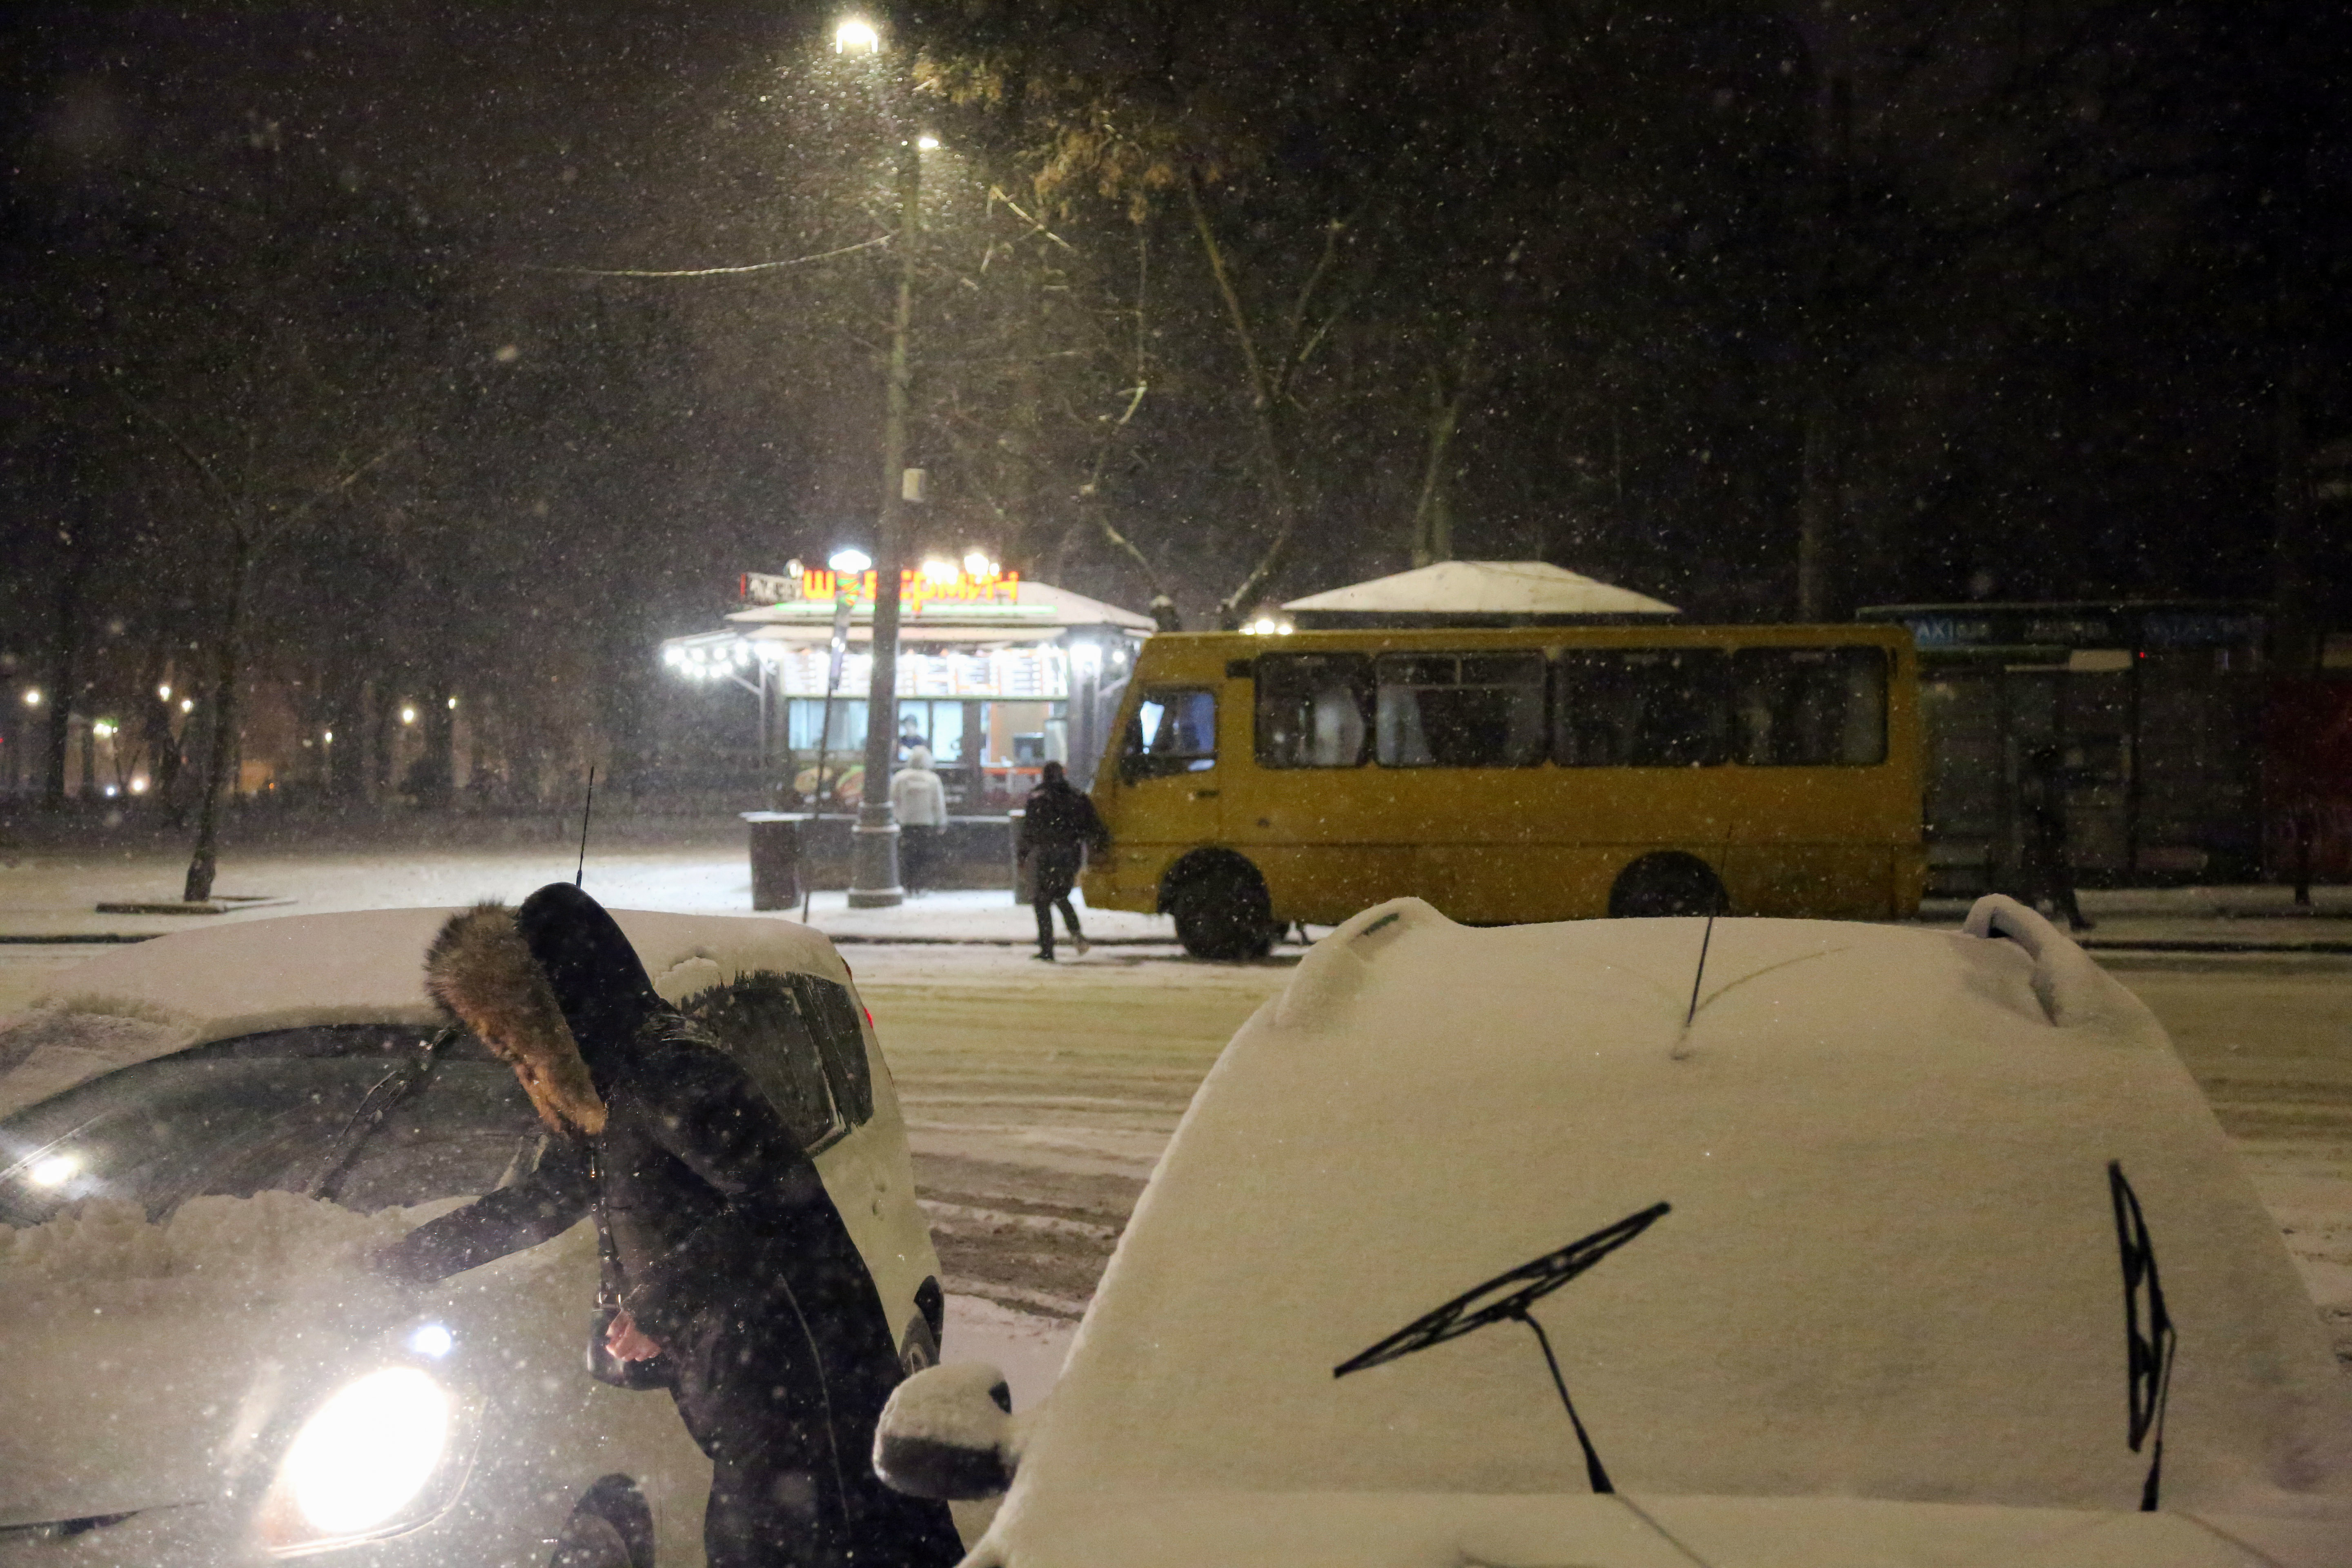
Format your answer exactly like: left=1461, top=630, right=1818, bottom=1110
left=1608, top=852, right=1727, bottom=918
left=1172, top=862, right=1276, bottom=960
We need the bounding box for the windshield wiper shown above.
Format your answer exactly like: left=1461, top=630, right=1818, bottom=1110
left=2107, top=1161, right=2176, bottom=1512
left=1334, top=1200, right=1670, bottom=1494
left=303, top=1025, right=459, bottom=1201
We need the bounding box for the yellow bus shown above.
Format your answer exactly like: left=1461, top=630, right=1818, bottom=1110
left=1080, top=623, right=1925, bottom=958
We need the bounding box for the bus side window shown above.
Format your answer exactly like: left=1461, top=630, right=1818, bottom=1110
left=1256, top=654, right=1372, bottom=767
left=1553, top=649, right=1730, bottom=767
left=1121, top=688, right=1218, bottom=782
left=1374, top=651, right=1547, bottom=767
left=1732, top=647, right=1888, bottom=766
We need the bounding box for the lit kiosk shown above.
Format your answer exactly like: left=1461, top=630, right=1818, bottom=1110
left=661, top=561, right=1152, bottom=900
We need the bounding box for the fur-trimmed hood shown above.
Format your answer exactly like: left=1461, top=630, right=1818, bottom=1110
left=425, top=902, right=607, bottom=1135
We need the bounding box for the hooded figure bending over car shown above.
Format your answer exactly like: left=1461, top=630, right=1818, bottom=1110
left=377, top=882, right=962, bottom=1568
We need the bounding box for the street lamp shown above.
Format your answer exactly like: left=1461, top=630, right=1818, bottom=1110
left=839, top=24, right=933, bottom=909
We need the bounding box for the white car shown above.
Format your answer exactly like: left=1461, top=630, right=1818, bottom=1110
left=0, top=907, right=943, bottom=1567
left=880, top=894, right=2352, bottom=1567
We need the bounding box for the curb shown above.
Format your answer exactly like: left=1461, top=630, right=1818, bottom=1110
left=2077, top=939, right=2352, bottom=956
left=0, top=933, right=159, bottom=945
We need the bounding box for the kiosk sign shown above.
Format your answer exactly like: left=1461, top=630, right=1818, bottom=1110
left=737, top=563, right=1033, bottom=616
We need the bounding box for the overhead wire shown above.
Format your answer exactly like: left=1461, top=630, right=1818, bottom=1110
left=517, top=234, right=891, bottom=278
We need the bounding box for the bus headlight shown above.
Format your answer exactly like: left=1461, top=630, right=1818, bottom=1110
left=260, top=1367, right=472, bottom=1555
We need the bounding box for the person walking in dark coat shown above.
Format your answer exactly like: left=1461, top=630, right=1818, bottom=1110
left=2018, top=745, right=2093, bottom=932
left=377, top=883, right=962, bottom=1568
left=1018, top=761, right=1109, bottom=961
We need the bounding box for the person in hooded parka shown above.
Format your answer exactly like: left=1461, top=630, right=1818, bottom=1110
left=376, top=882, right=962, bottom=1568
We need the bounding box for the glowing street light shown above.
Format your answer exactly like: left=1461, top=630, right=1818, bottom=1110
left=157, top=684, right=172, bottom=701
left=920, top=558, right=958, bottom=583
left=834, top=17, right=880, bottom=54
left=21, top=689, right=40, bottom=708
left=400, top=705, right=418, bottom=726
left=179, top=697, right=194, bottom=714
left=828, top=548, right=873, bottom=575
left=916, top=134, right=940, bottom=151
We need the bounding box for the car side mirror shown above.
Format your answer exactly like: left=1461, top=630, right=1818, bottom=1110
left=872, top=1363, right=1015, bottom=1501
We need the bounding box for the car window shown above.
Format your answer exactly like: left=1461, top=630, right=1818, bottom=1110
left=1731, top=646, right=1889, bottom=766
left=682, top=975, right=845, bottom=1152
left=793, top=973, right=875, bottom=1128
left=1120, top=687, right=1217, bottom=781
left=328, top=1062, right=542, bottom=1212
left=1374, top=651, right=1547, bottom=768
left=679, top=971, right=873, bottom=1152
left=1255, top=653, right=1372, bottom=768
left=0, top=1026, right=533, bottom=1225
left=1553, top=648, right=1730, bottom=767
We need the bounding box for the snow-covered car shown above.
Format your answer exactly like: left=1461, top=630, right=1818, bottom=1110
left=0, top=907, right=942, bottom=1567
left=880, top=894, right=2352, bottom=1567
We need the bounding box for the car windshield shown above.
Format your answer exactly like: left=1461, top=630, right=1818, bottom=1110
left=1033, top=918, right=2341, bottom=1511
left=0, top=1024, right=540, bottom=1228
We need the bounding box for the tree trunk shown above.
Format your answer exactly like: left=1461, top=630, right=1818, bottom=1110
left=416, top=683, right=456, bottom=810
left=1797, top=388, right=1840, bottom=621
left=1185, top=176, right=1305, bottom=628
left=1408, top=363, right=1469, bottom=567
left=2268, top=347, right=2318, bottom=674
left=326, top=662, right=366, bottom=802
left=40, top=537, right=88, bottom=811
left=184, top=534, right=253, bottom=903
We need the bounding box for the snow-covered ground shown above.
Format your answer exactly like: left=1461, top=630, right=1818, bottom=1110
left=5, top=834, right=2343, bottom=944
left=0, top=838, right=1201, bottom=944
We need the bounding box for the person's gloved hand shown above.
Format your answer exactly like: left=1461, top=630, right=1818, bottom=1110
left=604, top=1309, right=664, bottom=1363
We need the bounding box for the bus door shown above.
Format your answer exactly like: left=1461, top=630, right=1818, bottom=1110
left=1115, top=685, right=1225, bottom=846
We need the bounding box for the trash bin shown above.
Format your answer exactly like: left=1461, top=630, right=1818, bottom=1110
left=1007, top=809, right=1031, bottom=906
left=741, top=812, right=807, bottom=911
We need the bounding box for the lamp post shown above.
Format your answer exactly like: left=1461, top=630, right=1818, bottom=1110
left=844, top=16, right=921, bottom=907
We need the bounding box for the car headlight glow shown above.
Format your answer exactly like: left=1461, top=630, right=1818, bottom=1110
left=279, top=1368, right=449, bottom=1537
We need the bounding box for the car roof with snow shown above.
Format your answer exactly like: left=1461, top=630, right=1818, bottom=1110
left=1011, top=896, right=2352, bottom=1545
left=0, top=907, right=851, bottom=1120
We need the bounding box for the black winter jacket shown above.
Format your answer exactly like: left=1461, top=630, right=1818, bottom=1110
left=386, top=884, right=886, bottom=1349
left=1018, top=780, right=1109, bottom=856
left=389, top=1014, right=871, bottom=1343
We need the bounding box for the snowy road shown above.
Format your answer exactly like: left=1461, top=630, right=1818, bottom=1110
left=2, top=939, right=2345, bottom=1362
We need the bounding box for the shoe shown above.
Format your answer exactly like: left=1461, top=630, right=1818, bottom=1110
left=1032, top=951, right=1055, bottom=962
left=1073, top=936, right=1092, bottom=956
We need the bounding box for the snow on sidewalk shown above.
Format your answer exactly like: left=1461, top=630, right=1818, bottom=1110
left=942, top=1294, right=1077, bottom=1412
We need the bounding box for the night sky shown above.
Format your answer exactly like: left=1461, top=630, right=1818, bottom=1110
left=4, top=2, right=2346, bottom=728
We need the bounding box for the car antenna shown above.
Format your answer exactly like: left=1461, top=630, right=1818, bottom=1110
left=1678, top=830, right=1734, bottom=1042
left=1682, top=886, right=1722, bottom=1031
left=575, top=764, right=597, bottom=888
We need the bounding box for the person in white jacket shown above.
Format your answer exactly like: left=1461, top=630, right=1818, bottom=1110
left=889, top=745, right=949, bottom=895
